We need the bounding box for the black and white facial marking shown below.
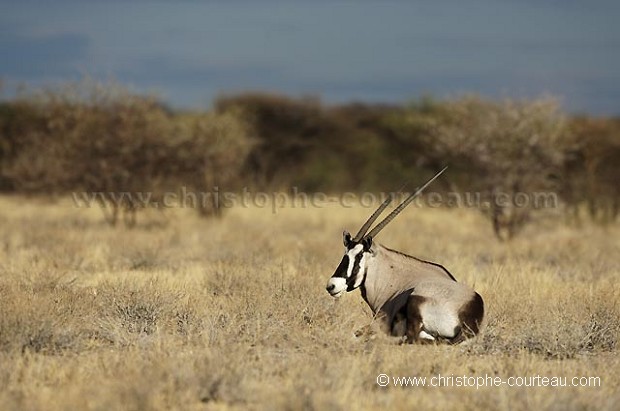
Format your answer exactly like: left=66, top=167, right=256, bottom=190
left=325, top=231, right=372, bottom=298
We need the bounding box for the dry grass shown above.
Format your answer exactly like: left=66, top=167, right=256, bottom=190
left=0, top=195, right=618, bottom=411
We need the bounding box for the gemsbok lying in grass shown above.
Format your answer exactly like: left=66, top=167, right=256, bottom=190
left=325, top=168, right=484, bottom=344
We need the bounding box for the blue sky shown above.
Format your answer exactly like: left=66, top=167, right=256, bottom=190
left=1, top=1, right=619, bottom=114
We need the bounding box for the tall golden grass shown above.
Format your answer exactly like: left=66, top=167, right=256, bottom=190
left=0, top=196, right=618, bottom=410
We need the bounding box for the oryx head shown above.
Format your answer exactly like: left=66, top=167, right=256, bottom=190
left=325, top=167, right=448, bottom=298
left=325, top=231, right=374, bottom=298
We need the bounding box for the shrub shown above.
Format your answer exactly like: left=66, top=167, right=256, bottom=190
left=0, top=81, right=253, bottom=225
left=215, top=93, right=397, bottom=191
left=394, top=96, right=568, bottom=240
left=171, top=110, right=254, bottom=216
left=563, top=117, right=620, bottom=224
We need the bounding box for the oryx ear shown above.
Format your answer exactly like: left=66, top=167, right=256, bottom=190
left=343, top=230, right=352, bottom=247
left=361, top=236, right=373, bottom=251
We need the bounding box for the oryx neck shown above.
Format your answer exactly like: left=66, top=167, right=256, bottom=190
left=360, top=244, right=412, bottom=315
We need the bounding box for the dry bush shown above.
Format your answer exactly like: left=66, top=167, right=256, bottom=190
left=0, top=99, right=45, bottom=191
left=215, top=93, right=392, bottom=191
left=562, top=117, right=620, bottom=224
left=172, top=110, right=255, bottom=217
left=216, top=93, right=328, bottom=188
left=402, top=96, right=568, bottom=240
left=2, top=82, right=175, bottom=225
left=0, top=81, right=254, bottom=225
left=0, top=273, right=98, bottom=354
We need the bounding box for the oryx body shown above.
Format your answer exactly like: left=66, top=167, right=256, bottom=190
left=326, top=168, right=484, bottom=343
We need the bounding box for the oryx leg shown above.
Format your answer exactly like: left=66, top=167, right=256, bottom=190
left=407, top=295, right=470, bottom=344
left=391, top=310, right=407, bottom=337
left=405, top=295, right=426, bottom=343
left=354, top=311, right=390, bottom=338
left=354, top=311, right=406, bottom=344
left=457, top=292, right=485, bottom=339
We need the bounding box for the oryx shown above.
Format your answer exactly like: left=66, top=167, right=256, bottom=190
left=325, top=168, right=484, bottom=344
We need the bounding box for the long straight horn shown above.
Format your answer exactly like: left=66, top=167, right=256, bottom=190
left=365, top=166, right=448, bottom=240
left=352, top=192, right=395, bottom=242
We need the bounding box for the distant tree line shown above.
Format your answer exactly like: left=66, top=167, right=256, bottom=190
left=216, top=93, right=620, bottom=239
left=0, top=82, right=253, bottom=226
left=1, top=81, right=618, bottom=237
